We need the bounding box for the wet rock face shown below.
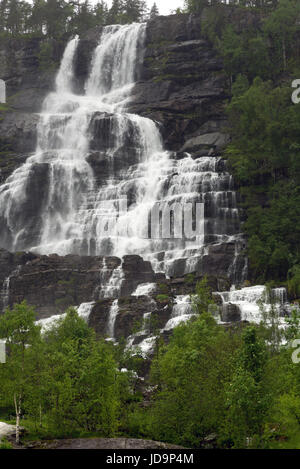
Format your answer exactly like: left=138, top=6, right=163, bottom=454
left=0, top=36, right=67, bottom=181
left=0, top=249, right=159, bottom=319
left=0, top=13, right=248, bottom=337
left=0, top=36, right=65, bottom=112
left=221, top=303, right=241, bottom=323
left=127, top=15, right=229, bottom=152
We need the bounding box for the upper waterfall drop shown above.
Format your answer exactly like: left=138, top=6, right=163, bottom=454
left=85, top=23, right=146, bottom=100
left=56, top=35, right=79, bottom=94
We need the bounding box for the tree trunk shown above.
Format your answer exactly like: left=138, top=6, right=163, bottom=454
left=14, top=393, right=21, bottom=445
left=282, top=38, right=287, bottom=71
left=39, top=403, right=42, bottom=427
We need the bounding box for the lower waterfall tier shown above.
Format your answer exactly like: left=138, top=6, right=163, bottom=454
left=0, top=247, right=294, bottom=358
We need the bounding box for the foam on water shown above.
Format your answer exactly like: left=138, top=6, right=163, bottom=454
left=0, top=23, right=244, bottom=281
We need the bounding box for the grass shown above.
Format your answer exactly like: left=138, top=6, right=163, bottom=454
left=156, top=294, right=170, bottom=303
left=0, top=438, right=13, bottom=449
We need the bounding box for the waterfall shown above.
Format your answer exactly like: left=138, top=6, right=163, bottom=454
left=163, top=295, right=195, bottom=331
left=56, top=36, right=79, bottom=93
left=107, top=299, right=119, bottom=338
left=1, top=276, right=10, bottom=312
left=0, top=23, right=244, bottom=282
left=132, top=283, right=156, bottom=297
left=85, top=24, right=146, bottom=99
left=99, top=263, right=125, bottom=299
left=1, top=266, right=20, bottom=312
left=217, top=286, right=291, bottom=324
left=76, top=302, right=95, bottom=322
left=36, top=301, right=94, bottom=333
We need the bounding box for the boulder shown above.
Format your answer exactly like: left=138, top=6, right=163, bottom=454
left=181, top=132, right=230, bottom=155
left=221, top=303, right=241, bottom=323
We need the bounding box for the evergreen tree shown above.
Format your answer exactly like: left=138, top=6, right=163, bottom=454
left=123, top=0, right=147, bottom=23
left=222, top=327, right=270, bottom=448
left=0, top=0, right=8, bottom=33
left=107, top=0, right=124, bottom=24
left=184, top=0, right=208, bottom=13
left=149, top=2, right=159, bottom=19
left=43, top=0, right=73, bottom=38
left=28, top=0, right=46, bottom=34
left=6, top=0, right=22, bottom=34
left=93, top=0, right=108, bottom=26
left=263, top=0, right=299, bottom=71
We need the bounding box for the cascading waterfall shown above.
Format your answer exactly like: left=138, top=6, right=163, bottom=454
left=217, top=285, right=292, bottom=324
left=163, top=295, right=195, bottom=331
left=37, top=301, right=94, bottom=333
left=1, top=276, right=10, bottom=312
left=0, top=22, right=244, bottom=282
left=0, top=266, right=20, bottom=312
left=132, top=283, right=156, bottom=297
left=99, top=265, right=125, bottom=299
left=76, top=302, right=95, bottom=322
left=107, top=299, right=119, bottom=339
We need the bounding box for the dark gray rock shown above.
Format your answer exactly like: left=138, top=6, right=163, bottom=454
left=221, top=303, right=241, bottom=323
left=181, top=132, right=230, bottom=154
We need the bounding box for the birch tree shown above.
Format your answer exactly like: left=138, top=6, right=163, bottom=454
left=0, top=301, right=41, bottom=444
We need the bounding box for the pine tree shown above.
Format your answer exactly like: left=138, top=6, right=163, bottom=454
left=149, top=2, right=159, bottom=19
left=93, top=0, right=108, bottom=26
left=6, top=0, right=22, bottom=34
left=0, top=0, right=8, bottom=33
left=28, top=0, right=46, bottom=34
left=123, top=0, right=147, bottom=23
left=107, top=0, right=124, bottom=24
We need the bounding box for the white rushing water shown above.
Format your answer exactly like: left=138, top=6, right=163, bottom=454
left=163, top=295, right=195, bottom=331
left=0, top=22, right=244, bottom=281
left=106, top=299, right=119, bottom=339
left=36, top=301, right=94, bottom=333
left=132, top=283, right=156, bottom=297
left=0, top=276, right=10, bottom=312
left=0, top=266, right=20, bottom=312
left=76, top=302, right=95, bottom=322
left=218, top=285, right=291, bottom=324
left=99, top=263, right=125, bottom=299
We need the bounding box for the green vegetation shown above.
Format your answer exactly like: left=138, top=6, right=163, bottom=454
left=0, top=0, right=157, bottom=39
left=2, top=281, right=300, bottom=448
left=0, top=438, right=13, bottom=449
left=0, top=302, right=130, bottom=441
left=125, top=286, right=300, bottom=449
left=186, top=0, right=300, bottom=289
left=156, top=294, right=169, bottom=303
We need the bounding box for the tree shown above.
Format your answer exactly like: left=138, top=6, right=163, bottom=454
left=191, top=276, right=214, bottom=316
left=107, top=0, right=124, bottom=24
left=148, top=314, right=240, bottom=447
left=70, top=0, right=95, bottom=34
left=42, top=309, right=122, bottom=435
left=0, top=301, right=41, bottom=444
left=184, top=0, right=208, bottom=13
left=149, top=2, right=159, bottom=19
left=263, top=0, right=299, bottom=71
left=93, top=0, right=108, bottom=26
left=27, top=0, right=46, bottom=34
left=6, top=0, right=23, bottom=34
left=219, top=25, right=245, bottom=87
left=123, top=0, right=147, bottom=23
left=43, top=0, right=73, bottom=38
left=221, top=327, right=270, bottom=448
left=0, top=0, right=8, bottom=33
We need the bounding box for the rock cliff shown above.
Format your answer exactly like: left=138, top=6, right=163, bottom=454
left=0, top=14, right=247, bottom=342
